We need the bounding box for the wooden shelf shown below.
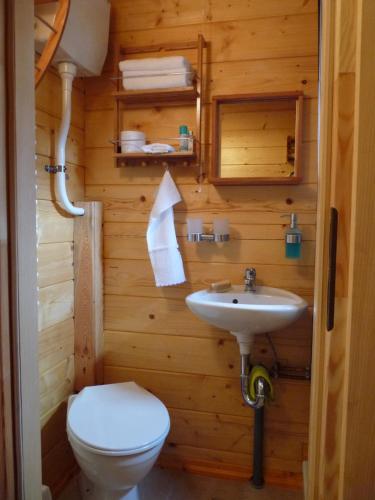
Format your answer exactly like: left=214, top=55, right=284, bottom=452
left=114, top=151, right=196, bottom=162
left=112, top=86, right=198, bottom=106
left=112, top=35, right=206, bottom=167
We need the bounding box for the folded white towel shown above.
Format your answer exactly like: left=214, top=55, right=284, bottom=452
left=142, top=143, right=175, bottom=154
left=122, top=68, right=193, bottom=78
left=122, top=74, right=192, bottom=91
left=146, top=171, right=186, bottom=287
left=119, top=56, right=191, bottom=72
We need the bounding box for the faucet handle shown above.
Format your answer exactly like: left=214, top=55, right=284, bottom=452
left=244, top=267, right=256, bottom=278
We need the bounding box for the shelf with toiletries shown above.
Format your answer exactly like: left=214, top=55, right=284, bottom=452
left=112, top=129, right=197, bottom=166
left=112, top=35, right=206, bottom=168
left=114, top=151, right=196, bottom=164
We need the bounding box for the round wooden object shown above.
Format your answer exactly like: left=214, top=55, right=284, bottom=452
left=35, top=0, right=70, bottom=88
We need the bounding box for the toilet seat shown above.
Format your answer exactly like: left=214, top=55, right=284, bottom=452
left=67, top=381, right=170, bottom=456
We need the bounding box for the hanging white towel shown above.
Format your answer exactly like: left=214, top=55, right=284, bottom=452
left=147, top=171, right=186, bottom=287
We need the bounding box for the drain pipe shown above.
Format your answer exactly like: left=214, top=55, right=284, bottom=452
left=240, top=354, right=266, bottom=489
left=252, top=406, right=265, bottom=488
left=56, top=62, right=84, bottom=216
left=240, top=354, right=265, bottom=409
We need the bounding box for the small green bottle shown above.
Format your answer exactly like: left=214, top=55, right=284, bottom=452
left=179, top=125, right=189, bottom=151
left=285, top=213, right=302, bottom=259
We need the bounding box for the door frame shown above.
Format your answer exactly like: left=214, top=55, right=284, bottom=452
left=308, top=0, right=375, bottom=497
left=307, top=0, right=335, bottom=496
left=0, top=0, right=16, bottom=496
left=1, top=0, right=42, bottom=498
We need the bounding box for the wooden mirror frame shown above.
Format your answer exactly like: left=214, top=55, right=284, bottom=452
left=34, top=0, right=70, bottom=88
left=209, top=91, right=304, bottom=186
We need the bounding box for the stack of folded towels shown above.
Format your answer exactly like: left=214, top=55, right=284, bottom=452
left=119, top=56, right=194, bottom=91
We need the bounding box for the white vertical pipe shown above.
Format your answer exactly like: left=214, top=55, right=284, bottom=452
left=56, top=61, right=84, bottom=216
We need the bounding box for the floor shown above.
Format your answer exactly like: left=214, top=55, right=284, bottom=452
left=58, top=467, right=303, bottom=500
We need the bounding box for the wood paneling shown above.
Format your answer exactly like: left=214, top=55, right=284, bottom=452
left=104, top=259, right=315, bottom=300
left=36, top=68, right=85, bottom=494
left=36, top=110, right=85, bottom=167
left=38, top=281, right=74, bottom=332
left=110, top=14, right=317, bottom=64
left=109, top=0, right=317, bottom=33
left=36, top=157, right=84, bottom=202
left=85, top=59, right=318, bottom=113
left=158, top=443, right=304, bottom=487
left=39, top=356, right=75, bottom=417
left=166, top=407, right=306, bottom=459
left=84, top=0, right=318, bottom=487
left=84, top=139, right=317, bottom=185
left=104, top=366, right=311, bottom=423
left=86, top=183, right=317, bottom=224
left=38, top=319, right=75, bottom=374
left=104, top=328, right=312, bottom=376
left=37, top=200, right=73, bottom=244
left=85, top=104, right=317, bottom=148
left=103, top=228, right=316, bottom=266
left=37, top=243, right=74, bottom=288
left=74, top=202, right=104, bottom=390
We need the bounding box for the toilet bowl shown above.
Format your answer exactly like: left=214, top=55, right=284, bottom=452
left=67, top=381, right=170, bottom=500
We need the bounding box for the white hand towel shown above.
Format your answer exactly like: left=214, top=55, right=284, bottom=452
left=119, top=56, right=191, bottom=72
left=147, top=171, right=186, bottom=287
left=122, top=68, right=193, bottom=77
left=142, top=143, right=175, bottom=154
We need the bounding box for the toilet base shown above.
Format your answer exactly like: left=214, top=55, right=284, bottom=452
left=79, top=473, right=140, bottom=500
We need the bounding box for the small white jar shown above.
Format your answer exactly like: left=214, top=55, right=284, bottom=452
left=120, top=130, right=146, bottom=153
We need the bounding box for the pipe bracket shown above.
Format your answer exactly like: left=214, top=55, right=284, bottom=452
left=44, top=164, right=67, bottom=174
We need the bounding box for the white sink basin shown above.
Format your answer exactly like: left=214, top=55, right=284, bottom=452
left=186, top=285, right=307, bottom=354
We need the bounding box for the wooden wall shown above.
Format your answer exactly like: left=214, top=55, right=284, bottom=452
left=36, top=69, right=85, bottom=494
left=84, top=0, right=318, bottom=487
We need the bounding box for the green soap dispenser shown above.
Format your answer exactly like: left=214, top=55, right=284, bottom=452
left=284, top=213, right=302, bottom=259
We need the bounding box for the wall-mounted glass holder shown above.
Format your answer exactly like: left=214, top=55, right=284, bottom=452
left=186, top=218, right=230, bottom=243
left=187, top=233, right=230, bottom=242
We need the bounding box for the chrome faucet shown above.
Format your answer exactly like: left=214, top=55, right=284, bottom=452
left=244, top=267, right=256, bottom=292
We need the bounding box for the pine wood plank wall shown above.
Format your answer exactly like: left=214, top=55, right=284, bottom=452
left=36, top=69, right=85, bottom=494
left=84, top=0, right=318, bottom=486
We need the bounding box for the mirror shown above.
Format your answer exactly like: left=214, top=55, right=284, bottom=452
left=210, top=92, right=304, bottom=185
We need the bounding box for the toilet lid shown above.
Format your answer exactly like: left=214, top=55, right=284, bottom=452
left=67, top=382, right=170, bottom=454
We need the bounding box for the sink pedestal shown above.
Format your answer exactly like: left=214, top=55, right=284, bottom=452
left=230, top=331, right=255, bottom=355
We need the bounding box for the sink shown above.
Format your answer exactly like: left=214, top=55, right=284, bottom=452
left=186, top=286, right=307, bottom=354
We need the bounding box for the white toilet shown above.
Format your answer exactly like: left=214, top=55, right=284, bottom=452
left=67, top=381, right=170, bottom=500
